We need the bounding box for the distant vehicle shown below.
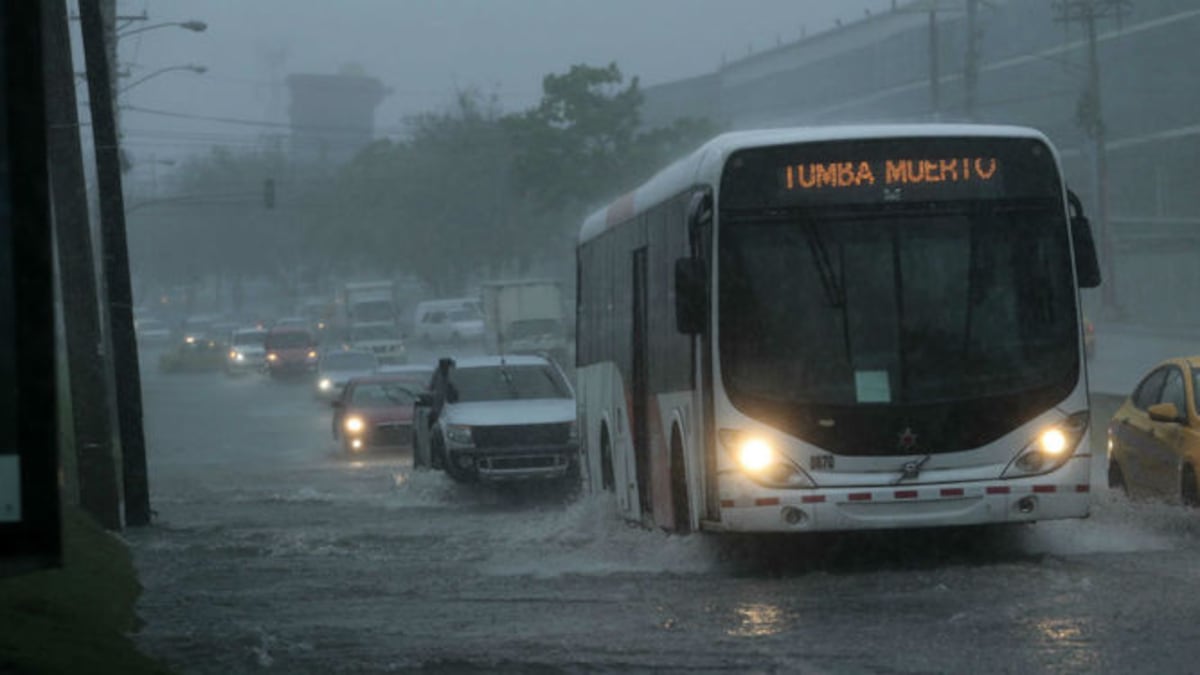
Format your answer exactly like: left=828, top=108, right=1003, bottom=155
left=178, top=314, right=221, bottom=344
left=300, top=297, right=337, bottom=339
left=412, top=355, right=578, bottom=483
left=481, top=279, right=570, bottom=364
left=413, top=298, right=484, bottom=347
left=135, top=317, right=171, bottom=346
left=264, top=326, right=317, bottom=378
left=316, top=349, right=379, bottom=400
left=577, top=125, right=1101, bottom=533
left=158, top=337, right=226, bottom=373
left=226, top=328, right=268, bottom=375
left=348, top=321, right=407, bottom=364
left=342, top=280, right=399, bottom=326
left=1108, top=357, right=1200, bottom=505
left=332, top=373, right=428, bottom=455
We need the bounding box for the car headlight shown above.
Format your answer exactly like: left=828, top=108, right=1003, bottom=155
left=267, top=353, right=278, bottom=362
left=718, top=429, right=814, bottom=488
left=344, top=416, right=365, bottom=434
left=1002, top=412, right=1089, bottom=478
left=318, top=378, right=333, bottom=391
left=307, top=350, right=318, bottom=360
left=445, top=424, right=473, bottom=446
left=185, top=336, right=196, bottom=344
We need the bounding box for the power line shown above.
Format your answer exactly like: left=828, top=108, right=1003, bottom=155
left=121, top=103, right=409, bottom=136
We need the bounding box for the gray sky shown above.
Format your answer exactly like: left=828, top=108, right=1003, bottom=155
left=103, top=0, right=891, bottom=167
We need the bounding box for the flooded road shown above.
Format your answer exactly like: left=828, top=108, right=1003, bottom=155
left=127, top=355, right=1200, bottom=674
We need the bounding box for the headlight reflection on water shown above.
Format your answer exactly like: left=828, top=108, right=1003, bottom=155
left=728, top=603, right=786, bottom=638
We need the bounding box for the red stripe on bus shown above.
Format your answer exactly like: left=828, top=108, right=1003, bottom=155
left=754, top=497, right=780, bottom=507
left=894, top=490, right=918, bottom=499
left=940, top=488, right=965, bottom=497
left=720, top=499, right=735, bottom=508
left=847, top=492, right=872, bottom=501
left=1033, top=485, right=1056, bottom=493
left=1075, top=484, right=1091, bottom=493
left=801, top=495, right=825, bottom=504
left=986, top=486, right=1011, bottom=495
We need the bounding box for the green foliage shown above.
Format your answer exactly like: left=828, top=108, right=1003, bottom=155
left=149, top=63, right=718, bottom=295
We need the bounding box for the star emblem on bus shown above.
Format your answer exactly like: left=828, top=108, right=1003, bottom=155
left=897, top=427, right=918, bottom=452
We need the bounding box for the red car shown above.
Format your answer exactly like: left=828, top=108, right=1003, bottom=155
left=264, top=326, right=318, bottom=377
left=332, top=373, right=428, bottom=455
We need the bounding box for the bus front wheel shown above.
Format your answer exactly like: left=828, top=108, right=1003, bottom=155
left=670, top=428, right=691, bottom=534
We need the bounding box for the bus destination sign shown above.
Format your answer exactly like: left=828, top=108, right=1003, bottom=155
left=783, top=157, right=999, bottom=191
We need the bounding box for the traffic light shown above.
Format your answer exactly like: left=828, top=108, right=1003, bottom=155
left=263, top=178, right=275, bottom=209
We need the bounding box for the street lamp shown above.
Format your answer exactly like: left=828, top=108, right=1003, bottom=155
left=119, top=64, right=207, bottom=94
left=117, top=20, right=207, bottom=39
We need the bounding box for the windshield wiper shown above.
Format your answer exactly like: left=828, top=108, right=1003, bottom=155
left=802, top=218, right=845, bottom=309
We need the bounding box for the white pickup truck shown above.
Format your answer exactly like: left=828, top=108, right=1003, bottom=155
left=348, top=321, right=407, bottom=365
left=412, top=355, right=578, bottom=484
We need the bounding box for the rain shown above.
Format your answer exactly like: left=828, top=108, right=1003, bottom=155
left=6, top=1, right=1200, bottom=673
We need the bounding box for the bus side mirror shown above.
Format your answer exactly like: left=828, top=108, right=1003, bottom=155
left=675, top=258, right=707, bottom=334
left=1068, top=191, right=1101, bottom=289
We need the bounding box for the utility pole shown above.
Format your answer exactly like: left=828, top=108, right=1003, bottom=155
left=43, top=0, right=122, bottom=528
left=79, top=0, right=152, bottom=527
left=1053, top=0, right=1130, bottom=315
left=899, top=2, right=963, bottom=119
left=928, top=8, right=940, bottom=118
left=964, top=0, right=981, bottom=120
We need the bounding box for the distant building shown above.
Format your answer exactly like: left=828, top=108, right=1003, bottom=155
left=286, top=69, right=387, bottom=166
left=642, top=0, right=1200, bottom=331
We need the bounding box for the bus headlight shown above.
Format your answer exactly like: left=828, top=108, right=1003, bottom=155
left=719, top=429, right=815, bottom=488
left=344, top=416, right=365, bottom=434
left=318, top=378, right=333, bottom=391
left=1003, top=412, right=1088, bottom=478
left=737, top=438, right=774, bottom=472
left=267, top=352, right=278, bottom=362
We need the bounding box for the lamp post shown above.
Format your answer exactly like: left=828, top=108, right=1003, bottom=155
left=117, top=20, right=207, bottom=39
left=119, top=64, right=207, bottom=94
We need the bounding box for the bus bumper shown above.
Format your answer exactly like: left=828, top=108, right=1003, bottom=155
left=715, top=456, right=1092, bottom=533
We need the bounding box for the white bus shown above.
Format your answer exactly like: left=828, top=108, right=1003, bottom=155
left=575, top=125, right=1102, bottom=533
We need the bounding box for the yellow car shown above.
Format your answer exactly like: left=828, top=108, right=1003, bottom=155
left=1107, top=357, right=1200, bottom=505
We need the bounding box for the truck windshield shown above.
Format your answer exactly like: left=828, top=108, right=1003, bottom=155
left=266, top=332, right=312, bottom=349
left=451, top=365, right=569, bottom=402
left=352, top=300, right=394, bottom=323
left=232, top=331, right=266, bottom=346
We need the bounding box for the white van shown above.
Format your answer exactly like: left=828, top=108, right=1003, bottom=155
left=412, top=298, right=484, bottom=347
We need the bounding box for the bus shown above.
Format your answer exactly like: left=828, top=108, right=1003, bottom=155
left=575, top=125, right=1102, bottom=533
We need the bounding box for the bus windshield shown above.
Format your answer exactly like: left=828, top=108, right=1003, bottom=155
left=719, top=203, right=1078, bottom=411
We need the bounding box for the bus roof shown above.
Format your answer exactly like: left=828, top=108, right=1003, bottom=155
left=578, top=123, right=1053, bottom=245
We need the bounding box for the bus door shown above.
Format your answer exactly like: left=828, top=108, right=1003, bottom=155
left=631, top=247, right=652, bottom=516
